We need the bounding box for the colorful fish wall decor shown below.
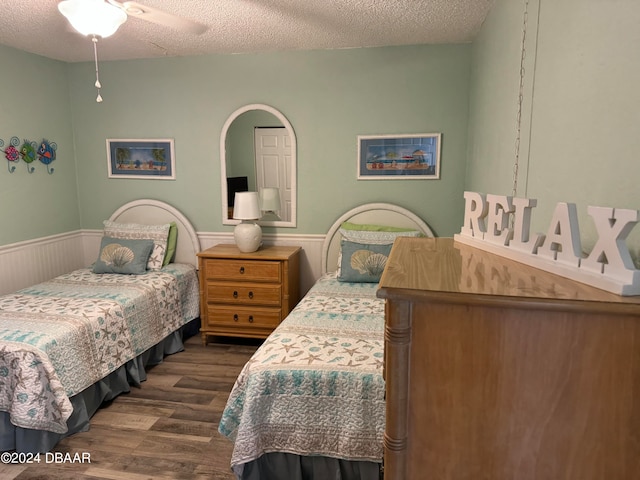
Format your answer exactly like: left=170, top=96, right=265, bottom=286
left=0, top=136, right=58, bottom=174
left=0, top=136, right=20, bottom=173
left=37, top=139, right=57, bottom=174
left=20, top=139, right=37, bottom=173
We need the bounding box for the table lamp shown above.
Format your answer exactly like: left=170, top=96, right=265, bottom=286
left=233, top=192, right=262, bottom=252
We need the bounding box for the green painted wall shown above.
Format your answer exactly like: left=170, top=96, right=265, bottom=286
left=0, top=45, right=79, bottom=245
left=467, top=0, right=640, bottom=259
left=68, top=45, right=471, bottom=237
left=6, top=0, right=639, bottom=261
left=5, top=0, right=640, bottom=263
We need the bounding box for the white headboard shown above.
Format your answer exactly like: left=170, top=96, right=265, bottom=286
left=108, top=199, right=201, bottom=267
left=321, top=203, right=435, bottom=274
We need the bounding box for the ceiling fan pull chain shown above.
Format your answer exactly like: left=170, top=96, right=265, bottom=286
left=508, top=0, right=529, bottom=230
left=92, top=35, right=103, bottom=103
left=512, top=0, right=529, bottom=200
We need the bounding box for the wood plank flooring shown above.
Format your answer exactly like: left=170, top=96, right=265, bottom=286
left=2, top=335, right=260, bottom=480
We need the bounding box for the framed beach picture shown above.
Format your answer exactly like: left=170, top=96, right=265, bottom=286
left=107, top=139, right=175, bottom=180
left=357, top=133, right=441, bottom=180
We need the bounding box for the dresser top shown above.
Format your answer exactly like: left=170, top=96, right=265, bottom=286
left=197, top=244, right=301, bottom=260
left=377, top=237, right=640, bottom=311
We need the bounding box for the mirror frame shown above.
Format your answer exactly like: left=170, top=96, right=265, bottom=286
left=220, top=103, right=297, bottom=227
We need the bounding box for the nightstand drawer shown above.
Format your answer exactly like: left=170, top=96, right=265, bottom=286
left=204, top=259, right=281, bottom=282
left=207, top=283, right=282, bottom=306
left=206, top=305, right=281, bottom=329
left=197, top=244, right=301, bottom=344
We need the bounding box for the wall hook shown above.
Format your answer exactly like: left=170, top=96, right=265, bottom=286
left=20, top=139, right=37, bottom=173
left=37, top=139, right=57, bottom=174
left=1, top=136, right=20, bottom=173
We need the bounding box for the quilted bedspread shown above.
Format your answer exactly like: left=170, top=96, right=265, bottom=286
left=0, top=263, right=199, bottom=434
left=219, top=273, right=386, bottom=469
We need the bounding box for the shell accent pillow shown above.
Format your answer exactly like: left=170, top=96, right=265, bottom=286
left=103, top=220, right=171, bottom=271
left=337, top=240, right=392, bottom=283
left=93, top=237, right=154, bottom=275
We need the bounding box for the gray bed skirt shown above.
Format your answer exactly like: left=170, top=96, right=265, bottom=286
left=235, top=453, right=382, bottom=480
left=0, top=318, right=200, bottom=454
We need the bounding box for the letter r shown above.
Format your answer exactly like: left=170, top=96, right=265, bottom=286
left=460, top=191, right=487, bottom=238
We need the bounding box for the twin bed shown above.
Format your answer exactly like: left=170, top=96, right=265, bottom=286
left=0, top=199, right=434, bottom=480
left=0, top=199, right=201, bottom=454
left=218, top=203, right=434, bottom=480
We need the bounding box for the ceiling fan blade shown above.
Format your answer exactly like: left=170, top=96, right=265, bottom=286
left=118, top=1, right=207, bottom=35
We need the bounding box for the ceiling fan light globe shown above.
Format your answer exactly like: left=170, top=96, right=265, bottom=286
left=58, top=0, right=127, bottom=38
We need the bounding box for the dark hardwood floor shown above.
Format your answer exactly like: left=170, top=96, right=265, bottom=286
left=2, top=334, right=260, bottom=480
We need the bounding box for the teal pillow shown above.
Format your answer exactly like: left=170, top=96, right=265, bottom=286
left=163, top=222, right=178, bottom=266
left=93, top=237, right=154, bottom=275
left=337, top=240, right=392, bottom=283
left=102, top=220, right=170, bottom=271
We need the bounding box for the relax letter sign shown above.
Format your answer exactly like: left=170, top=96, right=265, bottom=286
left=453, top=191, right=640, bottom=295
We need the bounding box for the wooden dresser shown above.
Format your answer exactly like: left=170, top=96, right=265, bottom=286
left=377, top=237, right=640, bottom=480
left=197, top=244, right=301, bottom=344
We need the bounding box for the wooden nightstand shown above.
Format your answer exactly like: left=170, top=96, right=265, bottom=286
left=197, top=244, right=301, bottom=344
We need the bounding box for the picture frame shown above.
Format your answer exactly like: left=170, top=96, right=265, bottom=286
left=357, top=133, right=441, bottom=180
left=107, top=138, right=175, bottom=180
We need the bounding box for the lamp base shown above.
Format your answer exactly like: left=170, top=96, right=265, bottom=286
left=234, top=221, right=262, bottom=253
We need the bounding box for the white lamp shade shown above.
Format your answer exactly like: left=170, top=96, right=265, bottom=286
left=260, top=187, right=281, bottom=212
left=233, top=192, right=261, bottom=220
left=58, top=0, right=127, bottom=37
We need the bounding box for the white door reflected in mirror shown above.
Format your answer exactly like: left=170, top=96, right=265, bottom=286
left=255, top=128, right=291, bottom=221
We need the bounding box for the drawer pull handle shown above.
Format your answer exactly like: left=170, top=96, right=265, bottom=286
left=233, top=291, right=238, bottom=298
left=239, top=266, right=245, bottom=274
left=233, top=314, right=239, bottom=322
left=248, top=315, right=254, bottom=323
left=248, top=291, right=254, bottom=299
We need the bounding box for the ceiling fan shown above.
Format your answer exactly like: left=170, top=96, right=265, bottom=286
left=58, top=0, right=207, bottom=38
left=108, top=0, right=207, bottom=34
left=58, top=0, right=207, bottom=102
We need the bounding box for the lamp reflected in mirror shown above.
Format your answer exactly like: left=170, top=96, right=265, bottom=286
left=260, top=187, right=281, bottom=221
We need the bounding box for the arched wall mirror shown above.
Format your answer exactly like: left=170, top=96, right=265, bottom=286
left=221, top=104, right=297, bottom=227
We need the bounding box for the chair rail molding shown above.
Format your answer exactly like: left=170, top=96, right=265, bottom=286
left=1, top=230, right=325, bottom=297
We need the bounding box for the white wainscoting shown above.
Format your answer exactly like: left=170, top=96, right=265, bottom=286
left=1, top=230, right=326, bottom=297
left=0, top=231, right=87, bottom=295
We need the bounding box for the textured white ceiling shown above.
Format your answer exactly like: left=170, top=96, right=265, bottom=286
left=0, top=0, right=495, bottom=63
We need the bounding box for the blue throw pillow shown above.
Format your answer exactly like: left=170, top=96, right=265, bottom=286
left=93, top=237, right=154, bottom=275
left=337, top=240, right=392, bottom=283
